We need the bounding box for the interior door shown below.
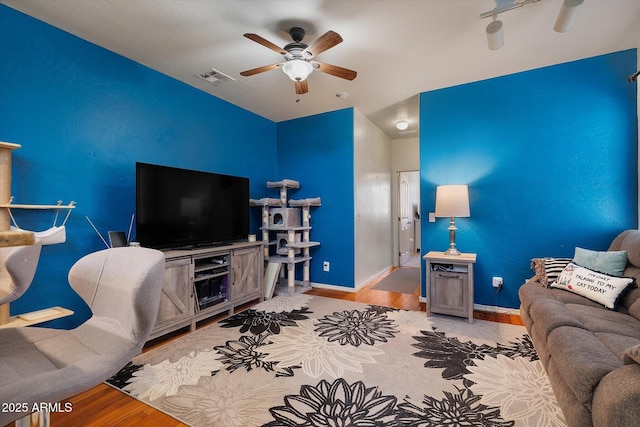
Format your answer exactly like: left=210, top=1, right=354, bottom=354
left=398, top=172, right=413, bottom=266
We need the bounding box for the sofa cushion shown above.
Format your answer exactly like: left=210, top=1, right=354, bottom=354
left=566, top=303, right=640, bottom=340
left=592, top=364, right=640, bottom=427
left=547, top=326, right=623, bottom=408
left=528, top=298, right=587, bottom=339
left=551, top=263, right=634, bottom=309
left=573, top=247, right=627, bottom=277
left=628, top=294, right=640, bottom=322
left=610, top=230, right=640, bottom=268
left=596, top=334, right=640, bottom=362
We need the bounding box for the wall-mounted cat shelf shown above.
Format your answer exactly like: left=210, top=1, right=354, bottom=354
left=0, top=198, right=76, bottom=210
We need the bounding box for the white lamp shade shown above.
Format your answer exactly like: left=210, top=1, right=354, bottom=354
left=282, top=59, right=313, bottom=82
left=435, top=185, right=470, bottom=218
left=554, top=0, right=584, bottom=33
left=486, top=20, right=504, bottom=50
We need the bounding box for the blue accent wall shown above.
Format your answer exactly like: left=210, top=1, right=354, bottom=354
left=0, top=5, right=277, bottom=327
left=420, top=49, right=638, bottom=309
left=276, top=109, right=355, bottom=288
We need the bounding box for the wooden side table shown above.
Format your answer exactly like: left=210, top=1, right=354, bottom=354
left=424, top=251, right=477, bottom=323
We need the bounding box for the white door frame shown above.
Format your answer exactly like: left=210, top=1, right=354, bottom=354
left=396, top=170, right=420, bottom=267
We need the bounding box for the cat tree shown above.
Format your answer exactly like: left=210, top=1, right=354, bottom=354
left=250, top=179, right=320, bottom=298
left=0, top=142, right=75, bottom=326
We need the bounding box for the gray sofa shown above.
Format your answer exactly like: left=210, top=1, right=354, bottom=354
left=519, top=229, right=640, bottom=427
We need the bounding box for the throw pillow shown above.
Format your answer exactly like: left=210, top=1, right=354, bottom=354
left=573, top=247, right=628, bottom=277
left=531, top=257, right=572, bottom=287
left=550, top=262, right=634, bottom=309
left=623, top=344, right=640, bottom=365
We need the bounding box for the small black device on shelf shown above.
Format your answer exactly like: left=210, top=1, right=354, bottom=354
left=195, top=276, right=227, bottom=309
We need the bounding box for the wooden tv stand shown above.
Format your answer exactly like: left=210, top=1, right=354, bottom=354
left=149, top=240, right=263, bottom=340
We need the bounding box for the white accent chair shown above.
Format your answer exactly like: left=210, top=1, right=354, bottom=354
left=0, top=246, right=165, bottom=425
left=0, top=239, right=42, bottom=305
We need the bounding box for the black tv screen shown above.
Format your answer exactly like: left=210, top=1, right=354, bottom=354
left=136, top=162, right=249, bottom=249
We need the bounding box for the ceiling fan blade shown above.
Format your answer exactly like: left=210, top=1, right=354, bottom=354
left=311, top=61, right=357, bottom=81
left=240, top=63, right=282, bottom=77
left=303, top=30, right=343, bottom=58
left=243, top=33, right=287, bottom=55
left=295, top=80, right=308, bottom=95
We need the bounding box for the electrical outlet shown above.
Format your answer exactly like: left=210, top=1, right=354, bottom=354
left=323, top=261, right=330, bottom=272
left=492, top=277, right=503, bottom=290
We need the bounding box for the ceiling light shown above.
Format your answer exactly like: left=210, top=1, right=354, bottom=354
left=554, top=0, right=584, bottom=33
left=282, top=59, right=313, bottom=82
left=480, top=1, right=540, bottom=51
left=486, top=18, right=504, bottom=50
left=396, top=121, right=409, bottom=131
left=480, top=0, right=582, bottom=50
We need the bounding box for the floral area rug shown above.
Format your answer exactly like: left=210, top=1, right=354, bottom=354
left=107, top=294, right=567, bottom=426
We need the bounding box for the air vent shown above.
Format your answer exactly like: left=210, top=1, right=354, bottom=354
left=196, top=68, right=236, bottom=86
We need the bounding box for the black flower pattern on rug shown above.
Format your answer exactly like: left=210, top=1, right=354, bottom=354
left=262, top=378, right=397, bottom=426
left=367, top=304, right=401, bottom=316
left=412, top=329, right=499, bottom=386
left=106, top=362, right=142, bottom=389
left=219, top=307, right=312, bottom=335
left=214, top=334, right=297, bottom=377
left=496, top=334, right=539, bottom=361
left=315, top=308, right=399, bottom=347
left=395, top=387, right=515, bottom=427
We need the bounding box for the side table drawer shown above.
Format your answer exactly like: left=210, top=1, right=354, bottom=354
left=430, top=271, right=469, bottom=317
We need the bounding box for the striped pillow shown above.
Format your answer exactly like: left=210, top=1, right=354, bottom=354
left=531, top=257, right=573, bottom=287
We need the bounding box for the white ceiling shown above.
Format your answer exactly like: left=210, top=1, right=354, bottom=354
left=2, top=0, right=639, bottom=139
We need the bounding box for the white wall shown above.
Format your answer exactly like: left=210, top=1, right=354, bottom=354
left=391, top=136, right=420, bottom=266
left=353, top=109, right=393, bottom=287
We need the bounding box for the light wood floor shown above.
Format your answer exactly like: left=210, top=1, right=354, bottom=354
left=12, top=268, right=521, bottom=427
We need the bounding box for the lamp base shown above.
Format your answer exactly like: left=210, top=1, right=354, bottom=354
left=445, top=217, right=462, bottom=255
left=444, top=248, right=462, bottom=256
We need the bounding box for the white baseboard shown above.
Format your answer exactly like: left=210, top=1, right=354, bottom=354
left=355, top=266, right=393, bottom=290
left=309, top=282, right=357, bottom=293
left=473, top=304, right=520, bottom=315
left=309, top=266, right=394, bottom=293
left=309, top=281, right=519, bottom=316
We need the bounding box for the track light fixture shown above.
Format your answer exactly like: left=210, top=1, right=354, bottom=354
left=480, top=0, right=583, bottom=50
left=554, top=0, right=585, bottom=33
left=486, top=16, right=504, bottom=51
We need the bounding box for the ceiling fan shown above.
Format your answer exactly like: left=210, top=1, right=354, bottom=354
left=240, top=27, right=357, bottom=95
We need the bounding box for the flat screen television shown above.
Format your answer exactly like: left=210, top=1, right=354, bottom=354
left=136, top=162, right=249, bottom=249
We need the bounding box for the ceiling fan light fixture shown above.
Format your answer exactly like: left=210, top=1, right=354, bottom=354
left=396, top=120, right=409, bottom=130
left=282, top=59, right=313, bottom=82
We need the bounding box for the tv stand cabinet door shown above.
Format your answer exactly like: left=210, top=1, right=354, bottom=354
left=152, top=257, right=194, bottom=338
left=231, top=246, right=263, bottom=304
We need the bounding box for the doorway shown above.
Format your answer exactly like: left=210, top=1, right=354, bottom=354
left=397, top=170, right=420, bottom=268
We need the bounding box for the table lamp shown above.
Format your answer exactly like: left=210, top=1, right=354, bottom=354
left=435, top=184, right=470, bottom=256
